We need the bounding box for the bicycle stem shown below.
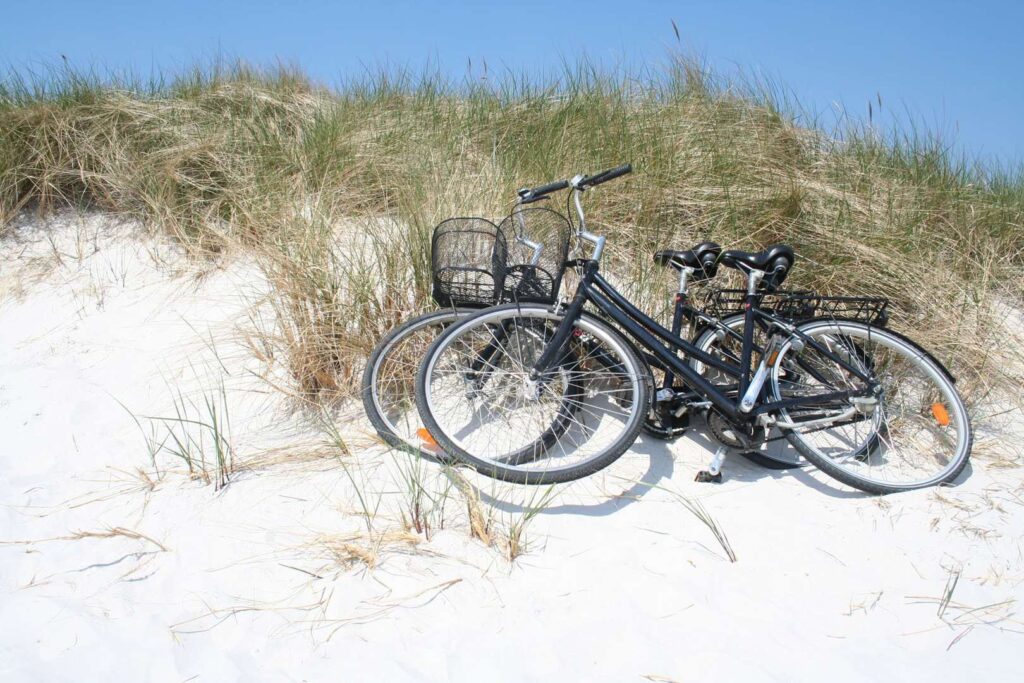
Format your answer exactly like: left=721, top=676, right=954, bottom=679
left=570, top=178, right=606, bottom=262
left=519, top=236, right=544, bottom=266
left=523, top=182, right=603, bottom=380
left=513, top=200, right=546, bottom=266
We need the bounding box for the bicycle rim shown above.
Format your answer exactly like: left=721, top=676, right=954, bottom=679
left=365, top=310, right=464, bottom=456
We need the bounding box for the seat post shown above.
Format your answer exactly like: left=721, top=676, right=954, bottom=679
left=677, top=266, right=695, bottom=295
left=737, top=268, right=766, bottom=399
left=746, top=269, right=765, bottom=295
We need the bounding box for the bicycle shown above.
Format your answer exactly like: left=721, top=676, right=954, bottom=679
left=363, top=179, right=747, bottom=458
left=414, top=164, right=972, bottom=494
left=643, top=247, right=892, bottom=472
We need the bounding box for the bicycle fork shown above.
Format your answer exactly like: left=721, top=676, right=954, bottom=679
left=528, top=267, right=594, bottom=382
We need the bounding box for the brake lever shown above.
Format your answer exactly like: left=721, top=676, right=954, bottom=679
left=519, top=193, right=550, bottom=205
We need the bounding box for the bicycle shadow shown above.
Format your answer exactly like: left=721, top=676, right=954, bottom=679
left=472, top=413, right=973, bottom=513
left=475, top=427, right=859, bottom=517
left=682, top=426, right=871, bottom=500
left=476, top=434, right=676, bottom=517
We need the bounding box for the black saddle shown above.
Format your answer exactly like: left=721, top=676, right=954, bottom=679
left=653, top=241, right=722, bottom=280
left=719, top=244, right=796, bottom=288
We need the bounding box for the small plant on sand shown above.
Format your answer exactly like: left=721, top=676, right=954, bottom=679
left=392, top=452, right=455, bottom=540
left=498, top=485, right=558, bottom=562
left=138, top=377, right=235, bottom=490
left=447, top=468, right=494, bottom=546
left=438, top=469, right=556, bottom=561
left=658, top=484, right=737, bottom=562
left=318, top=411, right=384, bottom=532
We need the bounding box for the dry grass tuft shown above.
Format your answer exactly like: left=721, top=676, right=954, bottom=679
left=313, top=529, right=420, bottom=571
left=1, top=525, right=169, bottom=552
left=447, top=468, right=493, bottom=546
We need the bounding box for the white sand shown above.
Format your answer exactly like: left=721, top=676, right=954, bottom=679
left=2, top=212, right=1023, bottom=682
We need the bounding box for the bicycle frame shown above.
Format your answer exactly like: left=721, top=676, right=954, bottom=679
left=530, top=259, right=878, bottom=427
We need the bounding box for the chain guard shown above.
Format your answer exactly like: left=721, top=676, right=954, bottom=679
left=706, top=410, right=758, bottom=450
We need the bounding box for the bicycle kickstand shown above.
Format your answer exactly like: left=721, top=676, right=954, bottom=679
left=695, top=446, right=726, bottom=483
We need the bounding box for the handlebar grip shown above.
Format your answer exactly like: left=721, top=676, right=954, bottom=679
left=519, top=194, right=550, bottom=205
left=530, top=179, right=570, bottom=196
left=583, top=163, right=632, bottom=188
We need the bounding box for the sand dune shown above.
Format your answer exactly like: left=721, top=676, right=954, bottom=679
left=2, top=212, right=1023, bottom=681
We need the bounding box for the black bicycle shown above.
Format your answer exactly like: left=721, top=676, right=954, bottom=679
left=363, top=178, right=757, bottom=457
left=414, top=164, right=972, bottom=494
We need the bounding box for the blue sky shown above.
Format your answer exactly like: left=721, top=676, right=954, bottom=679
left=2, top=0, right=1022, bottom=165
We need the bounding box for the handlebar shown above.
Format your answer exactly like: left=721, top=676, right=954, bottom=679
left=511, top=163, right=632, bottom=263
left=512, top=180, right=567, bottom=264
left=576, top=163, right=632, bottom=190
left=517, top=162, right=631, bottom=204
left=564, top=163, right=632, bottom=262
left=530, top=179, right=570, bottom=196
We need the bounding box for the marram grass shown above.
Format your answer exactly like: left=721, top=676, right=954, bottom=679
left=2, top=58, right=1022, bottom=406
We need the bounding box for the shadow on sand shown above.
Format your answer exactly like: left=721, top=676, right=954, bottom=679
left=475, top=422, right=886, bottom=516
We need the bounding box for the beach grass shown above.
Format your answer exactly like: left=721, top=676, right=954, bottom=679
left=2, top=56, right=1022, bottom=406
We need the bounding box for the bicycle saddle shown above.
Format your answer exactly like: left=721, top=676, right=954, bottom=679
left=718, top=244, right=794, bottom=272
left=719, top=244, right=795, bottom=288
left=653, top=241, right=722, bottom=280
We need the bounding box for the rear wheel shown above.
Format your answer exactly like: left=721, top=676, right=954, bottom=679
left=690, top=312, right=755, bottom=389
left=415, top=303, right=651, bottom=484
left=770, top=320, right=971, bottom=493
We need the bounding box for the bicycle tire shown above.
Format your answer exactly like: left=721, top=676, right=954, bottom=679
left=415, top=303, right=652, bottom=485
left=361, top=309, right=469, bottom=461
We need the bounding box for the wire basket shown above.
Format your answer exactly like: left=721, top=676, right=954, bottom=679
left=431, top=208, right=571, bottom=308
left=431, top=217, right=506, bottom=307
left=496, top=207, right=571, bottom=304
left=705, top=288, right=889, bottom=326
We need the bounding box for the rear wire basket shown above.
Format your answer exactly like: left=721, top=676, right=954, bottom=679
left=706, top=289, right=890, bottom=326
left=431, top=208, right=570, bottom=308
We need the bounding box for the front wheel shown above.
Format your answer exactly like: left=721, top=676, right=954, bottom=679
left=770, top=320, right=972, bottom=494
left=415, top=303, right=652, bottom=484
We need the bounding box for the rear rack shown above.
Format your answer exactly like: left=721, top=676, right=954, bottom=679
left=706, top=289, right=889, bottom=327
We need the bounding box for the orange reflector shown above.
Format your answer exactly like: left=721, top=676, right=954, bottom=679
left=931, top=403, right=951, bottom=427
left=417, top=428, right=439, bottom=447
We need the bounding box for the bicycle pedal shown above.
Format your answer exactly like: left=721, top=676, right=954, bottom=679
left=694, top=470, right=723, bottom=483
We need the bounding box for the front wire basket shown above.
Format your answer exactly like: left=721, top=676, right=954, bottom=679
left=431, top=217, right=507, bottom=308
left=496, top=206, right=571, bottom=304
